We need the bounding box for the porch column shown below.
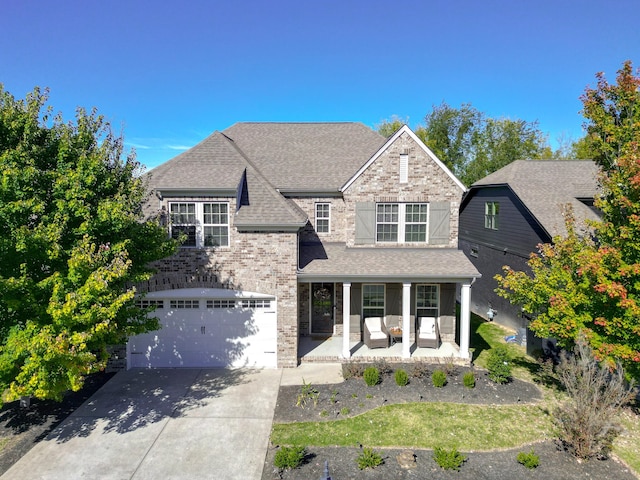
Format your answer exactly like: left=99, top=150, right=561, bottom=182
left=402, top=282, right=411, bottom=358
left=460, top=283, right=472, bottom=359
left=342, top=282, right=351, bottom=359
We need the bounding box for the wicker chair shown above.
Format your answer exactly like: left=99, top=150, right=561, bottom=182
left=417, top=317, right=441, bottom=349
left=364, top=317, right=389, bottom=349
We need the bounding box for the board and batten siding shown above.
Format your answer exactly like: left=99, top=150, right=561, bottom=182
left=459, top=187, right=549, bottom=257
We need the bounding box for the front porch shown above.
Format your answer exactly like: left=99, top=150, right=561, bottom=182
left=298, top=335, right=466, bottom=365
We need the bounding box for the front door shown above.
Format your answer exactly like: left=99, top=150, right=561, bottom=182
left=311, top=283, right=334, bottom=334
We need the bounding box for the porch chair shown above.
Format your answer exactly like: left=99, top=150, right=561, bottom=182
left=417, top=317, right=441, bottom=349
left=364, top=317, right=389, bottom=349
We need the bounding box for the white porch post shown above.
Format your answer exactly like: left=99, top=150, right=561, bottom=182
left=460, top=283, right=472, bottom=359
left=342, top=282, right=351, bottom=359
left=402, top=282, right=411, bottom=358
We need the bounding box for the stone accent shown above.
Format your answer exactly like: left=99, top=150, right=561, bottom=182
left=397, top=450, right=417, bottom=469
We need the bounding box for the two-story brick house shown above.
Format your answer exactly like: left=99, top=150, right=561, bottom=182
left=129, top=123, right=480, bottom=369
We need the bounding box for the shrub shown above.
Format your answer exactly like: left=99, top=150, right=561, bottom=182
left=340, top=407, right=350, bottom=416
left=431, top=369, right=447, bottom=388
left=433, top=446, right=466, bottom=471
left=486, top=344, right=512, bottom=384
left=342, top=361, right=365, bottom=379
left=295, top=379, right=319, bottom=408
left=357, top=447, right=384, bottom=469
left=442, top=355, right=459, bottom=376
left=373, top=359, right=393, bottom=375
left=410, top=361, right=430, bottom=378
left=516, top=449, right=539, bottom=469
left=553, top=336, right=635, bottom=460
left=363, top=366, right=380, bottom=386
left=274, top=445, right=306, bottom=470
left=463, top=371, right=476, bottom=389
left=394, top=369, right=409, bottom=386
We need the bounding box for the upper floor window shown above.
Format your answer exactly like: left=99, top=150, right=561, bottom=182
left=315, top=203, right=330, bottom=234
left=484, top=202, right=499, bottom=230
left=376, top=203, right=428, bottom=243
left=169, top=202, right=229, bottom=247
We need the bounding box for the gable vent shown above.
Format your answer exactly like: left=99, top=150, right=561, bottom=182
left=399, top=153, right=408, bottom=183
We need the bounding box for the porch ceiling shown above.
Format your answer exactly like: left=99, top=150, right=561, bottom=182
left=298, top=242, right=481, bottom=283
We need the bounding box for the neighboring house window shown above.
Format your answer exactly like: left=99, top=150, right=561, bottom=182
left=376, top=203, right=428, bottom=243
left=203, top=203, right=229, bottom=247
left=485, top=202, right=499, bottom=230
left=363, top=284, right=385, bottom=318
left=416, top=284, right=439, bottom=318
left=169, top=202, right=229, bottom=247
left=315, top=203, right=330, bottom=234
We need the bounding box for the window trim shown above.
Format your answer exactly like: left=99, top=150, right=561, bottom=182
left=376, top=202, right=429, bottom=243
left=169, top=201, right=230, bottom=248
left=315, top=202, right=331, bottom=234
left=362, top=284, right=385, bottom=319
left=484, top=201, right=499, bottom=230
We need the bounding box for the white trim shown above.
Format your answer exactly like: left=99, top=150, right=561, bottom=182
left=340, top=125, right=466, bottom=193
left=375, top=202, right=429, bottom=244
left=315, top=202, right=331, bottom=234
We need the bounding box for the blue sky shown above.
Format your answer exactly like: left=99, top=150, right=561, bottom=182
left=2, top=0, right=639, bottom=170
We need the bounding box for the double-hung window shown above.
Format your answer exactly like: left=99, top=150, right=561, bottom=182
left=363, top=284, right=385, bottom=318
left=485, top=202, right=499, bottom=230
left=169, top=202, right=229, bottom=247
left=315, top=203, right=330, bottom=234
left=376, top=203, right=428, bottom=243
left=416, top=284, right=439, bottom=318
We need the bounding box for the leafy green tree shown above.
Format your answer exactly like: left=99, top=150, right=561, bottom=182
left=376, top=116, right=407, bottom=138
left=418, top=102, right=550, bottom=185
left=496, top=61, right=640, bottom=376
left=0, top=86, right=176, bottom=402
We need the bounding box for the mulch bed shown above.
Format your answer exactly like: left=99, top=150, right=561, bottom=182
left=0, top=371, right=115, bottom=476
left=262, top=365, right=638, bottom=480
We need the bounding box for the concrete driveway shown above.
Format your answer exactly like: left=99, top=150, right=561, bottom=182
left=1, top=368, right=283, bottom=480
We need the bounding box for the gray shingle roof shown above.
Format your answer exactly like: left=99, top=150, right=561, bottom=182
left=470, top=160, right=600, bottom=237
left=223, top=122, right=387, bottom=191
left=298, top=243, right=481, bottom=281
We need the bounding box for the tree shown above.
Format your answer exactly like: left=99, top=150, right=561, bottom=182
left=0, top=86, right=176, bottom=402
left=376, top=116, right=407, bottom=138
left=418, top=102, right=550, bottom=185
left=496, top=61, right=640, bottom=377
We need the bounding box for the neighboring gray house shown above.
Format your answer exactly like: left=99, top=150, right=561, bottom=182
left=130, top=123, right=480, bottom=369
left=458, top=160, right=600, bottom=348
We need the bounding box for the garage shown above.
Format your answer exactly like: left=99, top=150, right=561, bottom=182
left=127, top=288, right=277, bottom=368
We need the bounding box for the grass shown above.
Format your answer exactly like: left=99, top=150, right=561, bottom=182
left=272, top=312, right=640, bottom=475
left=272, top=403, right=553, bottom=450
left=0, top=438, right=9, bottom=452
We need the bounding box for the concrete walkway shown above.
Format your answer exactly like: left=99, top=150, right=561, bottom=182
left=1, top=364, right=343, bottom=480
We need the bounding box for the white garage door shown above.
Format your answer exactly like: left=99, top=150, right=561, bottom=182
left=127, top=289, right=277, bottom=368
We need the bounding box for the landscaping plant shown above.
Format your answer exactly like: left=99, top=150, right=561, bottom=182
left=431, top=369, right=447, bottom=388
left=394, top=369, right=409, bottom=386
left=356, top=447, right=384, bottom=470
left=516, top=449, right=540, bottom=469
left=486, top=344, right=512, bottom=384
left=363, top=366, right=380, bottom=386
left=463, top=371, right=476, bottom=388
left=433, top=446, right=466, bottom=471
left=274, top=445, right=306, bottom=470
left=295, top=379, right=319, bottom=408
left=554, top=336, right=635, bottom=460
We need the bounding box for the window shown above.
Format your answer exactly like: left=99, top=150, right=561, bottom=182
left=169, top=202, right=229, bottom=247
left=238, top=299, right=271, bottom=308
left=170, top=300, right=200, bottom=309
left=376, top=203, right=428, bottom=243
left=170, top=203, right=197, bottom=246
left=315, top=203, right=330, bottom=234
left=363, top=284, right=385, bottom=318
left=416, top=284, right=439, bottom=318
left=135, top=299, right=164, bottom=309
left=485, top=202, right=499, bottom=230
left=203, top=203, right=229, bottom=247
left=207, top=300, right=236, bottom=309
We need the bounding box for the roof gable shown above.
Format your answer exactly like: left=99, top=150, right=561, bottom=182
left=340, top=125, right=466, bottom=192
